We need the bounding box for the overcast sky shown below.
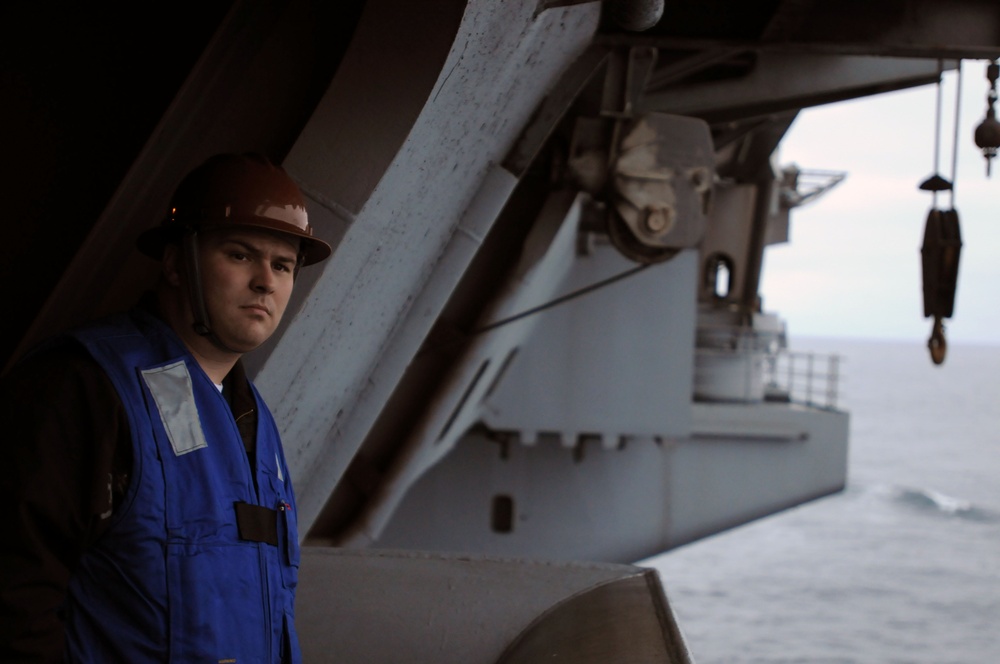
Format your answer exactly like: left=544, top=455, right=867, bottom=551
left=760, top=65, right=1000, bottom=346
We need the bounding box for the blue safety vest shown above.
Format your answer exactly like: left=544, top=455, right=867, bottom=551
left=64, top=309, right=301, bottom=663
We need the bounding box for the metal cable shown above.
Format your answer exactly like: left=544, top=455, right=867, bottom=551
left=950, top=61, right=963, bottom=209
left=472, top=263, right=652, bottom=335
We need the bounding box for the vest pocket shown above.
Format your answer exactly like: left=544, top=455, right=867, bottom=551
left=278, top=501, right=300, bottom=589
left=167, top=542, right=267, bottom=663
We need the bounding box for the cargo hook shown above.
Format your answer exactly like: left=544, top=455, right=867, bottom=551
left=927, top=316, right=947, bottom=365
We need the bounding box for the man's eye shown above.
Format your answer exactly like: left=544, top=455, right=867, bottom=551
left=274, top=262, right=292, bottom=273
left=230, top=252, right=249, bottom=261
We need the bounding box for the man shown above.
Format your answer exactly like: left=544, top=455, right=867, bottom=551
left=0, top=154, right=332, bottom=662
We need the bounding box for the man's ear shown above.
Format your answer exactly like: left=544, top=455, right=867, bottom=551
left=161, top=244, right=183, bottom=287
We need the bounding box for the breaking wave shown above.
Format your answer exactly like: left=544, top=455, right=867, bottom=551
left=884, top=485, right=1000, bottom=523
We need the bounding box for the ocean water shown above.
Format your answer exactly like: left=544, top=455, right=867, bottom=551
left=643, top=338, right=1000, bottom=664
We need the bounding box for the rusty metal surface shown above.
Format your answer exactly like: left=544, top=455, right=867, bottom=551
left=611, top=114, right=713, bottom=253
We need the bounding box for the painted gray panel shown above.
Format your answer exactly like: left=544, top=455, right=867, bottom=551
left=483, top=246, right=699, bottom=442
left=374, top=404, right=848, bottom=563
left=296, top=547, right=691, bottom=664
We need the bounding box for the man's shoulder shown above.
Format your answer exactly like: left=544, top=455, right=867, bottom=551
left=1, top=335, right=118, bottom=412
left=3, top=309, right=157, bottom=393
left=70, top=308, right=188, bottom=367
left=70, top=310, right=150, bottom=342
left=6, top=335, right=100, bottom=379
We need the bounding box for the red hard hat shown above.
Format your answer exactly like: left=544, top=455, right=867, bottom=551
left=137, top=153, right=332, bottom=266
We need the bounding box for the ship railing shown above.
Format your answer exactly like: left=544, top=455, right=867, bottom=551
left=764, top=351, right=842, bottom=410
left=693, top=346, right=843, bottom=410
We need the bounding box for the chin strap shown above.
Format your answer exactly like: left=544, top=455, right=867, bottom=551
left=181, top=229, right=242, bottom=354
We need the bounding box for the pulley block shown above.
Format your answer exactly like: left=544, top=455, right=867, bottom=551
left=920, top=208, right=962, bottom=365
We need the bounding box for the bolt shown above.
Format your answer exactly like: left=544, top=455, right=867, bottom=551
left=643, top=206, right=672, bottom=235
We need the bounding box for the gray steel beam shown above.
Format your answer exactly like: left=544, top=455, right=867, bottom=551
left=763, top=0, right=1000, bottom=60
left=504, top=45, right=611, bottom=177
left=254, top=0, right=602, bottom=536
left=638, top=52, right=949, bottom=121
left=600, top=0, right=1000, bottom=60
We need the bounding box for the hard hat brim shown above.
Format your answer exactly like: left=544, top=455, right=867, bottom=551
left=136, top=219, right=333, bottom=266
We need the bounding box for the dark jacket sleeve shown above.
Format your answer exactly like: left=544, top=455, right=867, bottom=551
left=0, top=343, right=130, bottom=662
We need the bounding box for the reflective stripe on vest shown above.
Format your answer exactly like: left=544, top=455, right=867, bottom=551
left=141, top=360, right=208, bottom=456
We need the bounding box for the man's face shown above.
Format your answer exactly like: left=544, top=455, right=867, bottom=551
left=195, top=227, right=300, bottom=353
